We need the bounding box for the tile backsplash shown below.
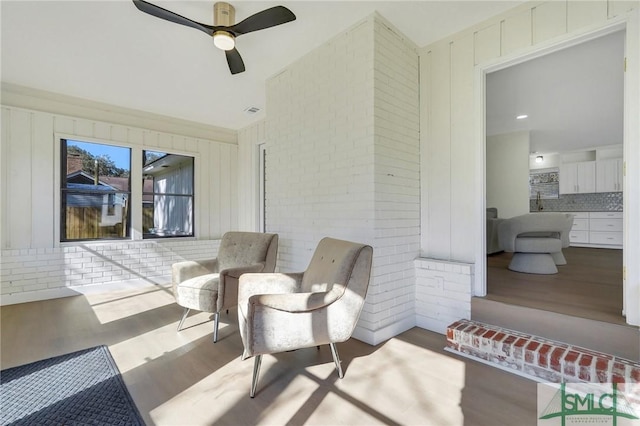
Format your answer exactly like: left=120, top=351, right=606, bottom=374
left=530, top=192, right=623, bottom=212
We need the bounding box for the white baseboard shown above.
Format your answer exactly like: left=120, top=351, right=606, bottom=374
left=0, top=287, right=82, bottom=306
left=352, top=316, right=416, bottom=346
left=0, top=275, right=172, bottom=306
left=415, top=316, right=453, bottom=335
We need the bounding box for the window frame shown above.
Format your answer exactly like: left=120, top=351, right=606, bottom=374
left=59, top=138, right=132, bottom=242
left=55, top=135, right=197, bottom=246
left=142, top=150, right=195, bottom=239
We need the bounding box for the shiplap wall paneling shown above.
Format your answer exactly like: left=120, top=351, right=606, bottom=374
left=501, top=9, right=533, bottom=56
left=221, top=142, right=237, bottom=232
left=568, top=1, right=608, bottom=32
left=110, top=125, right=128, bottom=143
left=215, top=142, right=231, bottom=236
left=237, top=120, right=265, bottom=232
left=158, top=132, right=172, bottom=151
left=1, top=108, right=9, bottom=248
left=93, top=122, right=111, bottom=141
left=450, top=34, right=476, bottom=262
left=533, top=2, right=568, bottom=44
left=74, top=120, right=93, bottom=138
left=143, top=130, right=159, bottom=149
left=6, top=109, right=32, bottom=249
left=474, top=23, right=501, bottom=65
left=127, top=127, right=144, bottom=146
left=609, top=1, right=639, bottom=18
left=31, top=112, right=55, bottom=248
left=53, top=116, right=74, bottom=135
left=197, top=138, right=213, bottom=238
left=425, top=42, right=452, bottom=260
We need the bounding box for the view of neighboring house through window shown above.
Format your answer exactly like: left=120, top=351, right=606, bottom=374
left=143, top=150, right=194, bottom=238
left=61, top=139, right=131, bottom=241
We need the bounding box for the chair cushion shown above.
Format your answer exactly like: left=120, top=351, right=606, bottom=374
left=514, top=237, right=562, bottom=253
left=175, top=273, right=220, bottom=312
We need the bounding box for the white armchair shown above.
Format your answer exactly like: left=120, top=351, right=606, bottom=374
left=237, top=237, right=373, bottom=397
left=172, top=231, right=278, bottom=342
left=498, top=213, right=574, bottom=274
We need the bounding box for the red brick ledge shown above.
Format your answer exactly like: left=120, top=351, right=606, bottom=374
left=446, top=319, right=640, bottom=386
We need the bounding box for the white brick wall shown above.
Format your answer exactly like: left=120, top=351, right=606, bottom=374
left=0, top=239, right=219, bottom=304
left=415, top=258, right=473, bottom=334
left=359, top=18, right=420, bottom=343
left=265, top=13, right=420, bottom=345
left=265, top=16, right=376, bottom=270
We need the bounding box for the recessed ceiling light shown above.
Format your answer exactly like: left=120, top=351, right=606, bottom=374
left=516, top=114, right=528, bottom=120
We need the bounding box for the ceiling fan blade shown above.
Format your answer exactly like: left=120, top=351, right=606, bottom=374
left=132, top=0, right=215, bottom=36
left=227, top=6, right=296, bottom=36
left=225, top=48, right=246, bottom=75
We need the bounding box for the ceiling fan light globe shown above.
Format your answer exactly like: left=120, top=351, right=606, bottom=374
left=213, top=31, right=235, bottom=51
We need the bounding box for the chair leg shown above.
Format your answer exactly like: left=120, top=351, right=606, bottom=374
left=177, top=307, right=190, bottom=331
left=250, top=355, right=262, bottom=398
left=329, top=342, right=344, bottom=379
left=213, top=312, right=220, bottom=343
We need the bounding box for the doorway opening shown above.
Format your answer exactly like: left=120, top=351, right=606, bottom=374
left=483, top=29, right=626, bottom=326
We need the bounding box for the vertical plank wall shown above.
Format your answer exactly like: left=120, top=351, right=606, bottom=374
left=417, top=0, right=640, bottom=332
left=1, top=104, right=239, bottom=303
left=237, top=120, right=266, bottom=233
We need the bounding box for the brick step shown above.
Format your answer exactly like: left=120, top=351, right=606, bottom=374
left=446, top=319, right=640, bottom=394
left=471, top=297, right=640, bottom=361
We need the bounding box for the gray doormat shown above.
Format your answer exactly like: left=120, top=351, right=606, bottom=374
left=1, top=345, right=145, bottom=425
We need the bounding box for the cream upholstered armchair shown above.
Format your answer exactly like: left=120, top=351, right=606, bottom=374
left=237, top=237, right=373, bottom=397
left=498, top=213, right=574, bottom=274
left=172, top=231, right=278, bottom=342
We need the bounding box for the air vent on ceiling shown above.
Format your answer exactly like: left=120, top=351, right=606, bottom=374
left=244, top=106, right=261, bottom=114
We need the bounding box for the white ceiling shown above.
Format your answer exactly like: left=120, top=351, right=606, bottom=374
left=1, top=0, right=524, bottom=130
left=486, top=29, right=625, bottom=154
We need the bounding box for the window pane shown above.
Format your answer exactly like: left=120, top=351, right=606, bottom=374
left=143, top=151, right=194, bottom=238
left=62, top=192, right=130, bottom=239
left=61, top=139, right=131, bottom=241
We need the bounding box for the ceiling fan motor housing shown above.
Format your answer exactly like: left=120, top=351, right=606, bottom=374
left=214, top=2, right=235, bottom=27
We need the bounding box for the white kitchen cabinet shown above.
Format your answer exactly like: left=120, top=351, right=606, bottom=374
left=589, top=212, right=623, bottom=248
left=562, top=211, right=623, bottom=249
left=567, top=212, right=589, bottom=244
left=596, top=158, right=623, bottom=192
left=560, top=161, right=596, bottom=194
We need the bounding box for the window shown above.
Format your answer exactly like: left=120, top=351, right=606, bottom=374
left=143, top=150, right=194, bottom=238
left=60, top=140, right=195, bottom=242
left=60, top=139, right=131, bottom=241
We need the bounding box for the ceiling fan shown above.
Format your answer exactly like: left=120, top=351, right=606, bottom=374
left=132, top=0, right=296, bottom=75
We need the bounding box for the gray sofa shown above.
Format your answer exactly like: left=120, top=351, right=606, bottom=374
left=486, top=207, right=504, bottom=254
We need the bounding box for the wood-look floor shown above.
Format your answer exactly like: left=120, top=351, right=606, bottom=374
left=486, top=246, right=624, bottom=325
left=1, top=285, right=538, bottom=426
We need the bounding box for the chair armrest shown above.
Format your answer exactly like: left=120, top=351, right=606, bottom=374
left=238, top=272, right=304, bottom=303
left=172, top=258, right=219, bottom=283
left=249, top=285, right=343, bottom=313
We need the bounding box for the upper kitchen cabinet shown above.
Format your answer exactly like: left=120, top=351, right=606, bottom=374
left=559, top=150, right=596, bottom=194
left=596, top=145, right=623, bottom=192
